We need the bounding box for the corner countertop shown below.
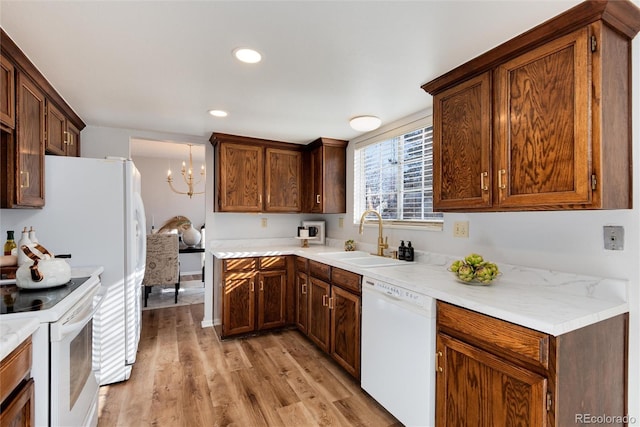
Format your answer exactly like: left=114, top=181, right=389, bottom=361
left=210, top=239, right=628, bottom=336
left=0, top=317, right=39, bottom=361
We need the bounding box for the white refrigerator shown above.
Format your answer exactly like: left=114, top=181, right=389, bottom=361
left=1, top=155, right=147, bottom=385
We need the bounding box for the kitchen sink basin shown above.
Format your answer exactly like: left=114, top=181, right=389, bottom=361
left=317, top=251, right=371, bottom=259
left=317, top=251, right=406, bottom=267
left=340, top=256, right=406, bottom=267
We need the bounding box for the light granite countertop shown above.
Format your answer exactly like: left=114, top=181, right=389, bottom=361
left=210, top=238, right=628, bottom=336
left=0, top=317, right=39, bottom=361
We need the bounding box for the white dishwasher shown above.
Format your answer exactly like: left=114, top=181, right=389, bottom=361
left=361, top=276, right=436, bottom=427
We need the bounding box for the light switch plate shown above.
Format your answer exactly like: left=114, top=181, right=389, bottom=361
left=603, top=225, right=624, bottom=250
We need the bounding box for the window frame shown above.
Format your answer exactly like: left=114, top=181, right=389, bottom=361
left=352, top=114, right=443, bottom=229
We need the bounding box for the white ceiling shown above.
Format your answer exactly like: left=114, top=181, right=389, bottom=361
left=1, top=0, right=581, bottom=153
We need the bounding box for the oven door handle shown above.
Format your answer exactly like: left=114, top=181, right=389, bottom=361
left=51, top=288, right=106, bottom=342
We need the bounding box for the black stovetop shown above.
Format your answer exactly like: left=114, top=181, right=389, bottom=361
left=0, top=277, right=90, bottom=314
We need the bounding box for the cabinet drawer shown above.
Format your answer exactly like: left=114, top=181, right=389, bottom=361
left=259, top=256, right=286, bottom=270
left=437, top=301, right=549, bottom=369
left=309, top=260, right=331, bottom=282
left=295, top=256, right=308, bottom=273
left=331, top=267, right=361, bottom=294
left=0, top=337, right=32, bottom=404
left=223, top=258, right=257, bottom=272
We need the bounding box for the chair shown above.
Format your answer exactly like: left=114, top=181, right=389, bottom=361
left=142, top=233, right=180, bottom=307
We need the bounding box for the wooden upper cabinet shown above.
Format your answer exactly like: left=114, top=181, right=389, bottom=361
left=45, top=101, right=67, bottom=155
left=433, top=72, right=492, bottom=209
left=217, top=141, right=264, bottom=212
left=423, top=0, right=640, bottom=211
left=45, top=101, right=81, bottom=157
left=265, top=147, right=302, bottom=212
left=0, top=53, right=15, bottom=129
left=304, top=138, right=348, bottom=214
left=211, top=133, right=303, bottom=213
left=14, top=73, right=45, bottom=208
left=495, top=28, right=591, bottom=209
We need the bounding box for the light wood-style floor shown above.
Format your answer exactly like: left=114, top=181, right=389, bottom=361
left=97, top=303, right=401, bottom=427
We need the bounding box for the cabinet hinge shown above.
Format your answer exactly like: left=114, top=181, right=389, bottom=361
left=546, top=392, right=553, bottom=412
left=590, top=35, right=597, bottom=52
left=591, top=174, right=597, bottom=190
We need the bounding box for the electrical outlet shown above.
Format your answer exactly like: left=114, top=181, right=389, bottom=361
left=339, top=217, right=344, bottom=228
left=261, top=218, right=268, bottom=228
left=603, top=225, right=624, bottom=250
left=453, top=221, right=469, bottom=238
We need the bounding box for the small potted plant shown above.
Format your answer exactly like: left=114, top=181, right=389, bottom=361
left=344, top=239, right=356, bottom=251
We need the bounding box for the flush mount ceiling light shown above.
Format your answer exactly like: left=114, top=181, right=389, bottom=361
left=233, top=47, right=262, bottom=64
left=350, top=115, right=382, bottom=132
left=208, top=109, right=228, bottom=117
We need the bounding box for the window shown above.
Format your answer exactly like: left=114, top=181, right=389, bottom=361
left=354, top=124, right=443, bottom=225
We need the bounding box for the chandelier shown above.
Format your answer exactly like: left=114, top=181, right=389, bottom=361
left=167, top=144, right=205, bottom=198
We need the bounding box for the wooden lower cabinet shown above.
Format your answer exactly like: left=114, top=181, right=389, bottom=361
left=435, top=301, right=628, bottom=427
left=0, top=338, right=34, bottom=427
left=221, top=256, right=287, bottom=338
left=303, top=260, right=362, bottom=379
left=307, top=276, right=331, bottom=353
left=295, top=270, right=309, bottom=334
left=330, top=285, right=361, bottom=378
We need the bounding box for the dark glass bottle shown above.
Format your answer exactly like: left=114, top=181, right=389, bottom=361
left=405, top=241, right=414, bottom=262
left=398, top=240, right=406, bottom=260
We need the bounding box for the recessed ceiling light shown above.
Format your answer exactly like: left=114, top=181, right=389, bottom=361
left=233, top=47, right=262, bottom=64
left=350, top=115, right=382, bottom=132
left=208, top=109, right=228, bottom=117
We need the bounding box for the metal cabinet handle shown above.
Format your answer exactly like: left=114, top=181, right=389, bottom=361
left=322, top=294, right=328, bottom=306
left=250, top=281, right=254, bottom=292
left=498, top=169, right=507, bottom=190
left=316, top=194, right=321, bottom=204
left=328, top=297, right=334, bottom=310
left=301, top=283, right=307, bottom=295
left=480, top=171, right=488, bottom=191
left=260, top=281, right=264, bottom=291
left=20, top=171, right=30, bottom=189
left=436, top=350, right=443, bottom=372
left=63, top=131, right=69, bottom=145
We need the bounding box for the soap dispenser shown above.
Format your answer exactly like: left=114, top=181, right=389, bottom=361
left=17, top=227, right=33, bottom=266
left=398, top=240, right=406, bottom=260
left=405, top=241, right=414, bottom=262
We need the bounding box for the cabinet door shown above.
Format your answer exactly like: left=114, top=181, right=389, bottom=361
left=307, top=277, right=330, bottom=352
left=218, top=143, right=263, bottom=212
left=436, top=333, right=547, bottom=427
left=66, top=121, right=80, bottom=157
left=45, top=101, right=67, bottom=155
left=433, top=72, right=491, bottom=210
left=295, top=271, right=309, bottom=334
left=308, top=145, right=323, bottom=213
left=15, top=73, right=45, bottom=207
left=265, top=148, right=301, bottom=212
left=494, top=28, right=590, bottom=208
left=0, top=54, right=15, bottom=129
left=330, top=286, right=361, bottom=379
left=0, top=378, right=34, bottom=427
left=222, top=272, right=255, bottom=337
left=257, top=270, right=286, bottom=330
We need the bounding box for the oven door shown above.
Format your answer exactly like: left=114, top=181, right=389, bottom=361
left=50, top=287, right=105, bottom=427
